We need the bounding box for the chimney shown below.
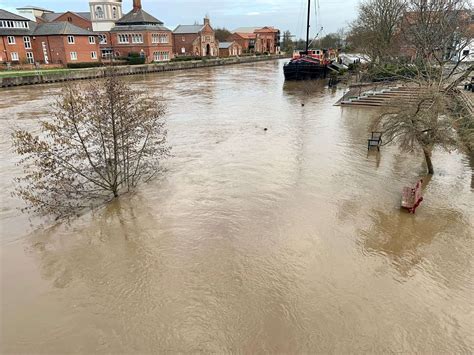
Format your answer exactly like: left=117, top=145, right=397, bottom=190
left=203, top=16, right=210, bottom=26
left=133, top=0, right=142, bottom=12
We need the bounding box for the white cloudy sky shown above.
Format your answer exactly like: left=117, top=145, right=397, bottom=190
left=0, top=0, right=360, bottom=38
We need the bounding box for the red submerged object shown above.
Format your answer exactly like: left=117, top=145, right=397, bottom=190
left=401, top=179, right=424, bottom=213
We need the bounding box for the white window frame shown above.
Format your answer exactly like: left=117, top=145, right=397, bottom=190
left=67, top=35, right=75, bottom=44
left=70, top=52, right=78, bottom=61
left=7, top=36, right=15, bottom=44
left=23, top=36, right=31, bottom=49
left=11, top=52, right=19, bottom=61
left=26, top=52, right=34, bottom=64
left=152, top=34, right=159, bottom=44
left=118, top=34, right=129, bottom=44
left=88, top=36, right=96, bottom=44
left=91, top=51, right=97, bottom=59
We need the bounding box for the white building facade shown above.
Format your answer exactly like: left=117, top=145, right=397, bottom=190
left=89, top=0, right=123, bottom=32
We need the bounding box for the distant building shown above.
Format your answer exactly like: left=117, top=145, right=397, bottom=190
left=229, top=26, right=280, bottom=54
left=108, top=0, right=173, bottom=62
left=227, top=32, right=256, bottom=53
left=218, top=41, right=242, bottom=57
left=173, top=16, right=218, bottom=57
left=0, top=9, right=100, bottom=65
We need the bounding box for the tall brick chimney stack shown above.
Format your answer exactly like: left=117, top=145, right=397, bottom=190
left=133, top=0, right=142, bottom=12
left=203, top=16, right=210, bottom=26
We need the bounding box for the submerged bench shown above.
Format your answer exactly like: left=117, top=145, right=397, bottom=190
left=367, top=131, right=383, bottom=150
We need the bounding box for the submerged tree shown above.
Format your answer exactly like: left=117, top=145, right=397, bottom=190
left=12, top=72, right=170, bottom=218
left=375, top=89, right=460, bottom=174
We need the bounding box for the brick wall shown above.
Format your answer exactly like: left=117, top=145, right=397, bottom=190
left=110, top=31, right=174, bottom=63
left=173, top=33, right=198, bottom=56
left=0, top=35, right=34, bottom=63
left=33, top=35, right=100, bottom=64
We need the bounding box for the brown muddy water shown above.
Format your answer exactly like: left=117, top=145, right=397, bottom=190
left=0, top=60, right=473, bottom=353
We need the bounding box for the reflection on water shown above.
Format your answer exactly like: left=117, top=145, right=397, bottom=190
left=1, top=60, right=473, bottom=353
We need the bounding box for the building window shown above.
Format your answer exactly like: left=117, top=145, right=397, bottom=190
left=131, top=34, right=143, bottom=43
left=91, top=51, right=97, bottom=59
left=26, top=52, right=34, bottom=64
left=462, top=50, right=470, bottom=56
left=70, top=52, right=78, bottom=60
left=23, top=36, right=31, bottom=49
left=67, top=16, right=72, bottom=22
left=101, top=49, right=113, bottom=58
left=159, top=34, right=168, bottom=43
left=182, top=36, right=185, bottom=42
left=67, top=35, right=75, bottom=44
left=112, top=7, right=117, bottom=19
left=98, top=34, right=107, bottom=44
left=95, top=6, right=104, bottom=19
left=152, top=34, right=159, bottom=43
left=181, top=47, right=185, bottom=54
left=88, top=36, right=96, bottom=44
left=153, top=51, right=170, bottom=62
left=11, top=52, right=19, bottom=61
left=0, top=21, right=29, bottom=28
left=118, top=34, right=129, bottom=43
left=7, top=36, right=15, bottom=44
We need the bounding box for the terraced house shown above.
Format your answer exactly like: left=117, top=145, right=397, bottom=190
left=109, top=0, right=173, bottom=62
left=0, top=9, right=100, bottom=65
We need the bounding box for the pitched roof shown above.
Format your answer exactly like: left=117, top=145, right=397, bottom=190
left=173, top=24, right=204, bottom=34
left=233, top=32, right=256, bottom=39
left=255, top=26, right=279, bottom=33
left=219, top=42, right=233, bottom=49
left=0, top=8, right=30, bottom=21
left=0, top=22, right=36, bottom=36
left=41, top=11, right=91, bottom=22
left=33, top=22, right=95, bottom=36
left=116, top=9, right=163, bottom=25
left=111, top=24, right=171, bottom=32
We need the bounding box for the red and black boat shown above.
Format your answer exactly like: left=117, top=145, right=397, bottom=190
left=283, top=0, right=332, bottom=80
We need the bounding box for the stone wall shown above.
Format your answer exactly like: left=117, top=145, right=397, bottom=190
left=0, top=54, right=286, bottom=88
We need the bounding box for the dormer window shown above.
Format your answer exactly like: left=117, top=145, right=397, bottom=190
left=96, top=6, right=104, bottom=19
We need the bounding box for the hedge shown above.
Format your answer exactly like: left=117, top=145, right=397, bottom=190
left=67, top=62, right=104, bottom=69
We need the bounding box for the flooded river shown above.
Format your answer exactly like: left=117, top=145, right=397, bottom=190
left=1, top=60, right=473, bottom=353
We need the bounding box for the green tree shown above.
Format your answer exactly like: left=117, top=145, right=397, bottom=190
left=214, top=27, right=232, bottom=42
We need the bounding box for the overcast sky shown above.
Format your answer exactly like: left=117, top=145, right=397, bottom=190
left=0, top=0, right=360, bottom=38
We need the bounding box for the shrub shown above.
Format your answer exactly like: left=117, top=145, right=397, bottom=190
left=67, top=62, right=104, bottom=69
left=171, top=56, right=202, bottom=62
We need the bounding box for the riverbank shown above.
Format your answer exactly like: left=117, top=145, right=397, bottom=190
left=0, top=54, right=286, bottom=88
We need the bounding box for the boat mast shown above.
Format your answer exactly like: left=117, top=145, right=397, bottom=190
left=305, top=0, right=311, bottom=54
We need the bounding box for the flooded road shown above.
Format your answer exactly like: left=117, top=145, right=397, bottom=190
left=1, top=60, right=473, bottom=353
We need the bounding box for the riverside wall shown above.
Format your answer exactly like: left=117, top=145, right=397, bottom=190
left=0, top=55, right=286, bottom=88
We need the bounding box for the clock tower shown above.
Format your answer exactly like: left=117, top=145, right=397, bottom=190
left=89, top=0, right=123, bottom=32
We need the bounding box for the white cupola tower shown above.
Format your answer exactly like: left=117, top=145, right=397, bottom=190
left=89, top=0, right=123, bottom=32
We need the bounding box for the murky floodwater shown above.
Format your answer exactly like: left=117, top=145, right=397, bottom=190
left=1, top=60, right=473, bottom=353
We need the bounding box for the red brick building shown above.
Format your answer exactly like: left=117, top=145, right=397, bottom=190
left=173, top=17, right=219, bottom=57
left=229, top=27, right=280, bottom=54
left=107, top=0, right=173, bottom=63
left=33, top=22, right=100, bottom=64
left=1, top=9, right=100, bottom=65
left=227, top=32, right=256, bottom=53
left=0, top=9, right=35, bottom=64
left=38, top=11, right=92, bottom=31
left=255, top=27, right=280, bottom=54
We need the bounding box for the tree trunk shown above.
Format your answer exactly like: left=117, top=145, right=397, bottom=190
left=423, top=147, right=434, bottom=175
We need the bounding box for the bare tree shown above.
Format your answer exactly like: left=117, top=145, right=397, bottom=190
left=12, top=72, right=170, bottom=218
left=349, top=0, right=406, bottom=61
left=375, top=88, right=459, bottom=174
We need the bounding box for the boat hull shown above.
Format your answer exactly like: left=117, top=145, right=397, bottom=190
left=283, top=60, right=329, bottom=81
